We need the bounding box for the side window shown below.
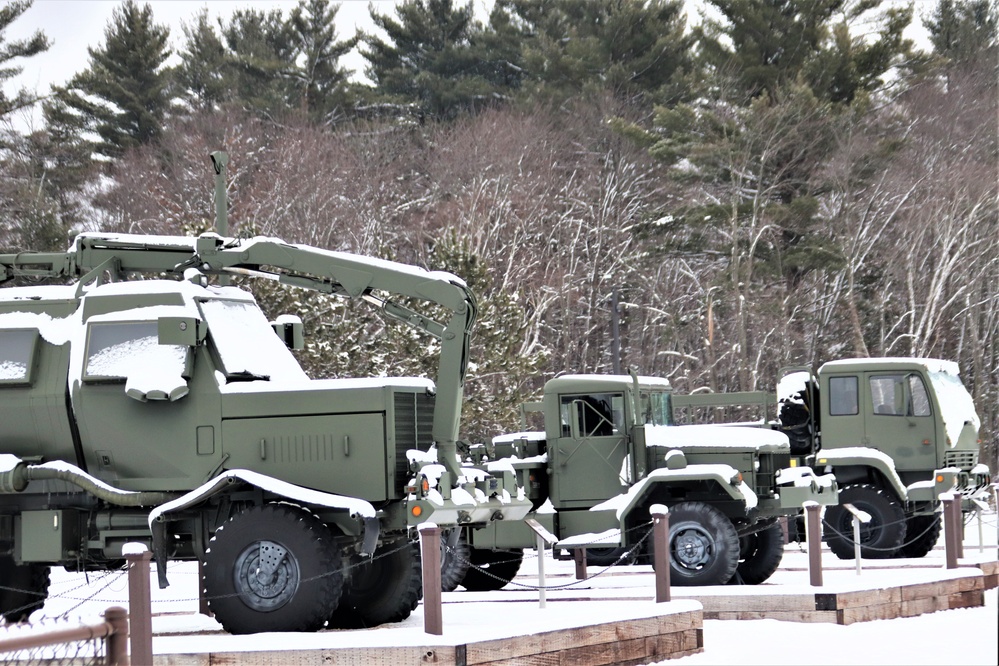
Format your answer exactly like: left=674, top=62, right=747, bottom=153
left=908, top=374, right=931, bottom=417
left=0, top=329, right=39, bottom=385
left=829, top=376, right=858, bottom=416
left=870, top=375, right=905, bottom=416
left=639, top=391, right=673, bottom=426
left=559, top=392, right=625, bottom=436
left=85, top=322, right=189, bottom=381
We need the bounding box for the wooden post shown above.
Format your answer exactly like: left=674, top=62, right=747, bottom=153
left=573, top=549, right=587, bottom=580
left=804, top=502, right=822, bottom=587
left=124, top=545, right=153, bottom=666
left=650, top=504, right=670, bottom=603
left=419, top=524, right=443, bottom=636
left=779, top=516, right=789, bottom=545
left=943, top=495, right=958, bottom=569
left=104, top=606, right=130, bottom=666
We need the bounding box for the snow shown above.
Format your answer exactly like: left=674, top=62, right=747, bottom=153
left=927, top=368, right=981, bottom=445
left=0, top=453, right=21, bottom=473
left=199, top=299, right=308, bottom=382
left=776, top=371, right=810, bottom=404
left=148, top=468, right=377, bottom=526
left=0, top=310, right=75, bottom=345
left=6, top=523, right=996, bottom=665
left=121, top=542, right=149, bottom=556
left=644, top=423, right=789, bottom=449
left=590, top=465, right=758, bottom=516
left=219, top=376, right=435, bottom=394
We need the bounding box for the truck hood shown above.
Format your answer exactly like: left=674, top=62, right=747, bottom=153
left=643, top=423, right=789, bottom=452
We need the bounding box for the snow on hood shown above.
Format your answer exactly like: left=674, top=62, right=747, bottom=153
left=643, top=423, right=788, bottom=449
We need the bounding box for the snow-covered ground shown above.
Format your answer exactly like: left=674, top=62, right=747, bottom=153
left=3, top=512, right=997, bottom=665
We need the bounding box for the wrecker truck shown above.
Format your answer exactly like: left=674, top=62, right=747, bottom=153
left=0, top=163, right=531, bottom=633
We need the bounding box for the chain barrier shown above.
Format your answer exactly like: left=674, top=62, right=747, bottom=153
left=1, top=538, right=417, bottom=621
left=0, top=615, right=108, bottom=665
left=820, top=513, right=944, bottom=553
left=445, top=522, right=656, bottom=592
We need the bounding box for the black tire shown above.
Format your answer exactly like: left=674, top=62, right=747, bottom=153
left=203, top=504, right=342, bottom=634
left=894, top=513, right=942, bottom=559
left=328, top=539, right=422, bottom=629
left=459, top=548, right=524, bottom=591
left=665, top=502, right=739, bottom=586
left=731, top=522, right=784, bottom=585
left=584, top=546, right=636, bottom=567
left=0, top=557, right=50, bottom=624
left=441, top=529, right=470, bottom=592
left=824, top=484, right=906, bottom=560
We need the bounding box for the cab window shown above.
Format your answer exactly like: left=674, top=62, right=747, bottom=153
left=909, top=375, right=931, bottom=417
left=870, top=375, right=905, bottom=416
left=640, top=391, right=673, bottom=426
left=0, top=329, right=38, bottom=385
left=559, top=392, right=625, bottom=436
left=829, top=376, right=859, bottom=416
left=84, top=321, right=189, bottom=381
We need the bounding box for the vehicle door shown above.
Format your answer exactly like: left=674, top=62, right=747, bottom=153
left=864, top=372, right=936, bottom=472
left=549, top=391, right=629, bottom=504
left=72, top=315, right=222, bottom=492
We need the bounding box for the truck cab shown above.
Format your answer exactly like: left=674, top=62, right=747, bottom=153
left=726, top=357, right=993, bottom=559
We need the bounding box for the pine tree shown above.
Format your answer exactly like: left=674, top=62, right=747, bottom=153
left=0, top=0, right=50, bottom=122
left=50, top=0, right=172, bottom=158
left=925, top=0, right=998, bottom=65
left=175, top=9, right=229, bottom=112
left=699, top=0, right=913, bottom=104
left=288, top=0, right=359, bottom=123
left=220, top=8, right=298, bottom=118
left=500, top=0, right=695, bottom=107
left=362, top=0, right=517, bottom=120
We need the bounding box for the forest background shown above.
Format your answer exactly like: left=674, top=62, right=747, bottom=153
left=0, top=0, right=995, bottom=470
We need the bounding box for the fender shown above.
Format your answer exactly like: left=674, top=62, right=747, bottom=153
left=148, top=468, right=378, bottom=589
left=573, top=464, right=756, bottom=548
left=814, top=447, right=907, bottom=501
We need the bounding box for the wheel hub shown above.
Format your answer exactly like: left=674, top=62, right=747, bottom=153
left=233, top=540, right=300, bottom=612
left=671, top=524, right=714, bottom=570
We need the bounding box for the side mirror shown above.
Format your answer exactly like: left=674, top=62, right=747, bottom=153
left=272, top=315, right=304, bottom=350
left=158, top=316, right=205, bottom=347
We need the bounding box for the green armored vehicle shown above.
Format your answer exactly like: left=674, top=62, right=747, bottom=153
left=0, top=230, right=530, bottom=633
left=673, top=358, right=992, bottom=559
left=460, top=373, right=837, bottom=588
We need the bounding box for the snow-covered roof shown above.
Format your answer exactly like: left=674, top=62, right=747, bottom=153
left=820, top=357, right=961, bottom=376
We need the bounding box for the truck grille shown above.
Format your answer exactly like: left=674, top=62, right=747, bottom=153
left=393, top=391, right=435, bottom=489
left=944, top=450, right=978, bottom=470
left=755, top=452, right=789, bottom=498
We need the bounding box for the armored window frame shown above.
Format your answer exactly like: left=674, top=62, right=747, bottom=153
left=83, top=321, right=191, bottom=382
left=0, top=328, right=39, bottom=386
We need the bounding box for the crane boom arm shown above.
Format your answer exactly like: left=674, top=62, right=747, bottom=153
left=0, top=232, right=476, bottom=478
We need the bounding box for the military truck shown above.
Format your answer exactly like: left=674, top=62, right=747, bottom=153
left=0, top=227, right=532, bottom=633
left=459, top=373, right=837, bottom=589
left=672, top=358, right=992, bottom=559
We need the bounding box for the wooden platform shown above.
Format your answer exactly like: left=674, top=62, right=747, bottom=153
left=697, top=572, right=987, bottom=624
left=153, top=601, right=704, bottom=666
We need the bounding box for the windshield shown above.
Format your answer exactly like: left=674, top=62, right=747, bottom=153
left=927, top=369, right=980, bottom=445
left=200, top=299, right=308, bottom=383
left=640, top=391, right=673, bottom=426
